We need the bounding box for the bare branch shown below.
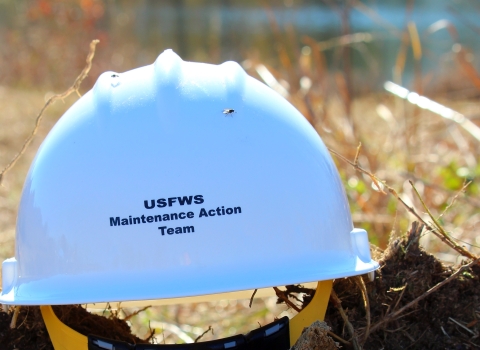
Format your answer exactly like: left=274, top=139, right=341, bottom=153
left=0, top=39, right=100, bottom=185
left=195, top=325, right=213, bottom=343
left=328, top=331, right=351, bottom=346
left=10, top=306, right=20, bottom=329
left=328, top=147, right=387, bottom=194
left=409, top=180, right=475, bottom=259
left=355, top=276, right=371, bottom=345
left=123, top=305, right=151, bottom=322
left=273, top=287, right=301, bottom=312
left=249, top=289, right=258, bottom=308
left=438, top=180, right=472, bottom=220
left=330, top=289, right=362, bottom=350
left=354, top=142, right=362, bottom=166
left=329, top=146, right=477, bottom=260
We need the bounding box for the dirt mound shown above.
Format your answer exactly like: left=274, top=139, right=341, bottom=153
left=324, top=222, right=480, bottom=349
left=0, top=304, right=145, bottom=350
left=274, top=222, right=479, bottom=349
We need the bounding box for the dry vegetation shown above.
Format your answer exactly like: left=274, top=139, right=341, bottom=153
left=1, top=1, right=480, bottom=349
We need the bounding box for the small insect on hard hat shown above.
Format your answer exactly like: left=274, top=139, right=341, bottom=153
left=0, top=49, right=378, bottom=349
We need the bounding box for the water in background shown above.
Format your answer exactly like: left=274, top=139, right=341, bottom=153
left=1, top=0, right=479, bottom=93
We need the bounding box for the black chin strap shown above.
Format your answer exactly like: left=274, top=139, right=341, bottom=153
left=88, top=316, right=290, bottom=350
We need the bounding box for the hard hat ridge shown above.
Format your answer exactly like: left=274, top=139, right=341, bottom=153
left=153, top=49, right=247, bottom=107
left=153, top=48, right=183, bottom=85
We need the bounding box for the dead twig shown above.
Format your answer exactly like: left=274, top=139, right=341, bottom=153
left=328, top=147, right=477, bottom=259
left=402, top=329, right=416, bottom=343
left=354, top=142, right=362, bottom=166
left=448, top=317, right=478, bottom=336
left=441, top=326, right=451, bottom=338
left=330, top=289, right=362, bottom=350
left=410, top=179, right=450, bottom=236
left=405, top=328, right=428, bottom=349
left=370, top=258, right=480, bottom=334
left=10, top=306, right=20, bottom=329
left=123, top=305, right=151, bottom=322
left=102, top=302, right=111, bottom=317
left=438, top=180, right=472, bottom=220
left=400, top=171, right=480, bottom=208
left=409, top=180, right=475, bottom=259
left=195, top=325, right=213, bottom=343
left=354, top=276, right=371, bottom=345
left=0, top=39, right=100, bottom=186
left=15, top=306, right=29, bottom=330
left=273, top=287, right=301, bottom=312
left=327, top=330, right=351, bottom=346
left=145, top=320, right=156, bottom=343
left=249, top=289, right=258, bottom=308
left=328, top=147, right=386, bottom=195
left=394, top=191, right=474, bottom=259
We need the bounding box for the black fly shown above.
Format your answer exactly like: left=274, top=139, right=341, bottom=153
left=222, top=108, right=235, bottom=116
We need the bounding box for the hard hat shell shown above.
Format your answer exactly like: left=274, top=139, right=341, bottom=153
left=0, top=50, right=378, bottom=305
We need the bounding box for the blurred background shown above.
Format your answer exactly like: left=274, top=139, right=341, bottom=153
left=1, top=0, right=480, bottom=344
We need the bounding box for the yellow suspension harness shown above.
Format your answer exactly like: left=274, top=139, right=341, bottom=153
left=41, top=280, right=332, bottom=350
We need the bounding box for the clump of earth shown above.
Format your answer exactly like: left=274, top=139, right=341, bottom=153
left=285, top=222, right=480, bottom=349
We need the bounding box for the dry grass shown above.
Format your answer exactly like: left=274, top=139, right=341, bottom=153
left=1, top=2, right=480, bottom=346
left=242, top=8, right=480, bottom=262
left=0, top=82, right=479, bottom=344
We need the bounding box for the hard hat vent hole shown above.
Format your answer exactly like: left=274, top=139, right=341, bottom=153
left=110, top=74, right=120, bottom=87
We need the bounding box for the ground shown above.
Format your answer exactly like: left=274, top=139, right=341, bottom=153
left=0, top=222, right=478, bottom=349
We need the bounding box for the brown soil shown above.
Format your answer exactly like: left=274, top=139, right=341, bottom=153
left=332, top=223, right=480, bottom=349
left=286, top=222, right=480, bottom=350
left=0, top=305, right=146, bottom=350
left=0, top=222, right=479, bottom=349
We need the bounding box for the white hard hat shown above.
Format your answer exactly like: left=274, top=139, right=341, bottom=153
left=1, top=49, right=378, bottom=348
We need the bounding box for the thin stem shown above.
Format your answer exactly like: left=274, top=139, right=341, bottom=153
left=0, top=39, right=100, bottom=185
